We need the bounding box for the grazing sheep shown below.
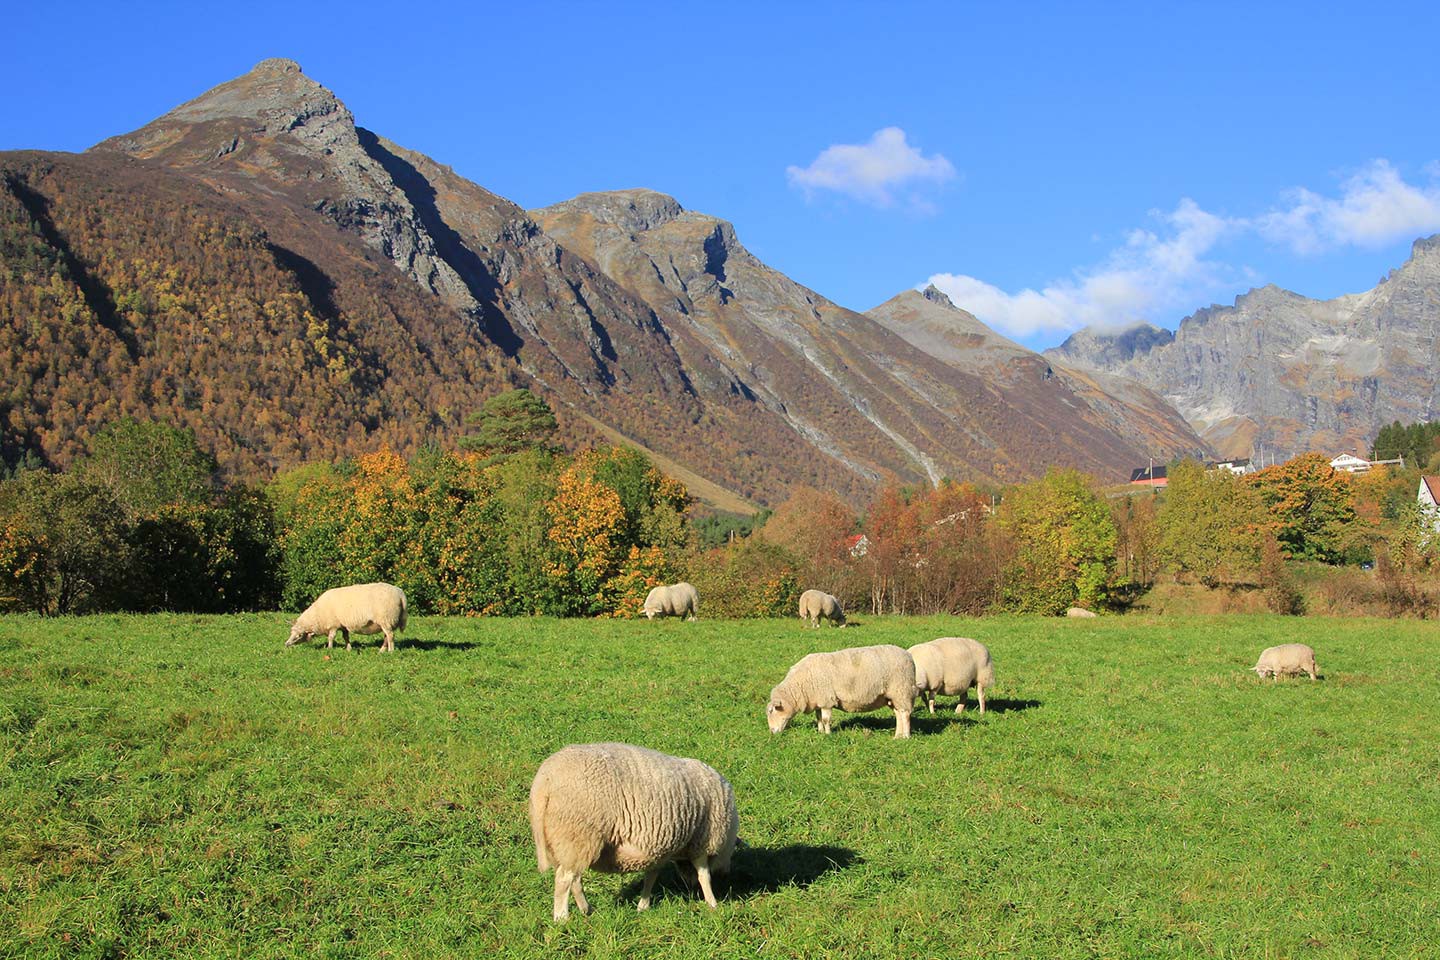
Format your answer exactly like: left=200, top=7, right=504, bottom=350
left=798, top=589, right=846, bottom=627
left=529, top=742, right=739, bottom=921
left=1253, top=643, right=1319, bottom=681
left=285, top=582, right=408, bottom=653
left=1065, top=606, right=1098, bottom=618
left=766, top=644, right=916, bottom=738
left=643, top=582, right=699, bottom=620
left=908, top=636, right=995, bottom=715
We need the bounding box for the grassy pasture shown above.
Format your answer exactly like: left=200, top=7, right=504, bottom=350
left=1, top=613, right=1437, bottom=959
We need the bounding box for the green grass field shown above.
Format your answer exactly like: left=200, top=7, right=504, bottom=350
left=2, top=613, right=1437, bottom=958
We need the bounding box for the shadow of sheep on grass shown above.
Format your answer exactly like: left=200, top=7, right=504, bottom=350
left=619, top=843, right=859, bottom=906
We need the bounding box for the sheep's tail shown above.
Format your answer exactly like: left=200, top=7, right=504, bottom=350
left=978, top=660, right=996, bottom=689
left=530, top=780, right=552, bottom=872
left=396, top=590, right=408, bottom=633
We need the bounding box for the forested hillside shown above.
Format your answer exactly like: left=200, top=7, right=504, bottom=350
left=1, top=152, right=517, bottom=477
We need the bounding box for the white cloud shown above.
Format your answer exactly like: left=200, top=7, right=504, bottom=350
left=1256, top=160, right=1440, bottom=254
left=928, top=199, right=1235, bottom=338
left=926, top=161, right=1440, bottom=340
left=787, top=127, right=956, bottom=209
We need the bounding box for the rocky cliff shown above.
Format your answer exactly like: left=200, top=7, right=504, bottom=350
left=1046, top=238, right=1440, bottom=459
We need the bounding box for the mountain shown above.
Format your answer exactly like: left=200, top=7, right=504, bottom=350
left=1046, top=238, right=1440, bottom=459
left=865, top=286, right=1210, bottom=467
left=3, top=58, right=1209, bottom=503
left=534, top=193, right=1209, bottom=486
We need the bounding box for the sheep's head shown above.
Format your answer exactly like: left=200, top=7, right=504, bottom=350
left=285, top=624, right=311, bottom=646
left=766, top=691, right=796, bottom=734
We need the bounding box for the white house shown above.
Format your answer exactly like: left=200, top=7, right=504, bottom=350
left=1329, top=453, right=1373, bottom=474
left=1420, top=476, right=1440, bottom=533
left=1208, top=458, right=1255, bottom=475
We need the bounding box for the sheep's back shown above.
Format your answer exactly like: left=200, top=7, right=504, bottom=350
left=823, top=645, right=913, bottom=707
left=1256, top=643, right=1316, bottom=669
left=534, top=743, right=718, bottom=872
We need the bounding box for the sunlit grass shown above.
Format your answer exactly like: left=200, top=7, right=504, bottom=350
left=2, top=613, right=1437, bottom=958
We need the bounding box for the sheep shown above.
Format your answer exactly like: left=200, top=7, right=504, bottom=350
left=529, top=742, right=739, bottom=922
left=766, top=644, right=916, bottom=738
left=643, top=582, right=698, bottom=620
left=1065, top=606, right=1098, bottom=618
left=798, top=589, right=846, bottom=627
left=285, top=582, right=408, bottom=653
left=1253, top=643, right=1319, bottom=681
left=908, top=636, right=995, bottom=715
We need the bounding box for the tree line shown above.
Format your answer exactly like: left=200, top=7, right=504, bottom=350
left=4, top=403, right=1438, bottom=618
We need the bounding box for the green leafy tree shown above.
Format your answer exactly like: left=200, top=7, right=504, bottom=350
left=0, top=471, right=130, bottom=614
left=997, top=468, right=1116, bottom=613
left=127, top=490, right=279, bottom=612
left=1156, top=459, right=1266, bottom=587
left=77, top=418, right=215, bottom=518
left=459, top=389, right=558, bottom=462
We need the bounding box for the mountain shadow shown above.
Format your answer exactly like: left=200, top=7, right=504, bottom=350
left=354, top=127, right=523, bottom=356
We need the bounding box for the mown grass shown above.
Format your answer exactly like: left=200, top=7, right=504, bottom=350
left=1, top=612, right=1437, bottom=958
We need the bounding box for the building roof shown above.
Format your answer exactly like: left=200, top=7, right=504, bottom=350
left=1129, top=465, right=1167, bottom=483
left=1422, top=476, right=1440, bottom=504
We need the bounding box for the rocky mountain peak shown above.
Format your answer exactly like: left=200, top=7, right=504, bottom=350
left=920, top=283, right=957, bottom=308
left=251, top=57, right=304, bottom=76
left=1406, top=233, right=1440, bottom=266
left=540, top=189, right=686, bottom=234
left=92, top=56, right=352, bottom=161
left=1046, top=322, right=1175, bottom=371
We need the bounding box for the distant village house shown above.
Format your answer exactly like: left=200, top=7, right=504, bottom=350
left=1129, top=465, right=1167, bottom=488
left=1330, top=453, right=1405, bottom=475
left=1207, top=458, right=1254, bottom=475
left=1419, top=476, right=1440, bottom=533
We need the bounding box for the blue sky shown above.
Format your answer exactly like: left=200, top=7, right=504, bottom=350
left=5, top=1, right=1439, bottom=349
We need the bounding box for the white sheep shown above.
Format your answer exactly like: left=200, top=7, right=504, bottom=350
left=908, top=636, right=995, bottom=715
left=285, top=582, right=408, bottom=653
left=529, top=742, right=739, bottom=921
left=766, top=644, right=916, bottom=738
left=643, top=582, right=698, bottom=620
left=1253, top=643, right=1319, bottom=681
left=1065, top=606, right=1098, bottom=618
left=798, top=589, right=846, bottom=627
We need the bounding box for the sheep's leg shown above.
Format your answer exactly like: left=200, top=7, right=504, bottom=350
left=818, top=708, right=832, bottom=734
left=895, top=708, right=911, bottom=739
left=552, top=867, right=574, bottom=921
left=692, top=855, right=718, bottom=909
left=381, top=627, right=394, bottom=653
left=341, top=627, right=351, bottom=652
left=326, top=629, right=336, bottom=649
left=570, top=873, right=590, bottom=915
left=637, top=867, right=661, bottom=910
left=976, top=683, right=986, bottom=715
left=926, top=691, right=935, bottom=715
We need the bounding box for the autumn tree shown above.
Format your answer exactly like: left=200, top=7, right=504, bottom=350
left=1156, top=459, right=1266, bottom=587
left=760, top=486, right=858, bottom=598
left=1245, top=453, right=1359, bottom=563
left=1112, top=491, right=1160, bottom=590
left=997, top=469, right=1116, bottom=613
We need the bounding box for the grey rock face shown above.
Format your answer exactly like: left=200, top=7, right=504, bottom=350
left=96, top=60, right=481, bottom=318
left=1051, top=323, right=1175, bottom=369
left=1045, top=238, right=1440, bottom=458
